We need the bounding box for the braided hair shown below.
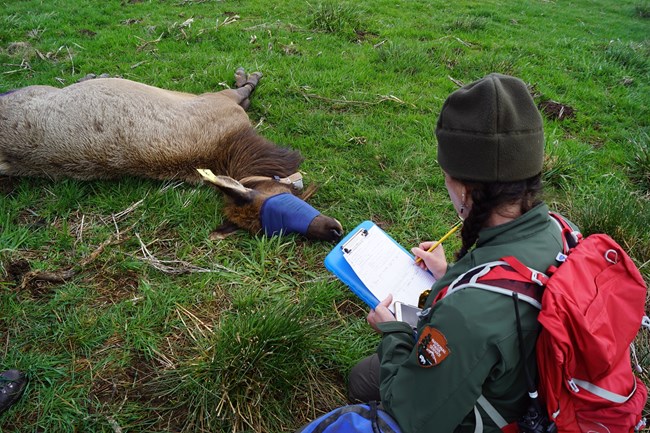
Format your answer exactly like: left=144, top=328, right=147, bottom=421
left=456, top=174, right=543, bottom=260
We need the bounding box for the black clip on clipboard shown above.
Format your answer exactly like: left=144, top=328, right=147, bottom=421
left=341, top=227, right=368, bottom=254
left=324, top=221, right=379, bottom=308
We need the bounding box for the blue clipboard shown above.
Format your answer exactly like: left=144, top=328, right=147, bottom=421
left=324, top=220, right=418, bottom=309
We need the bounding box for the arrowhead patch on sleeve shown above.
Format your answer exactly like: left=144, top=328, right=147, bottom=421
left=417, top=326, right=450, bottom=367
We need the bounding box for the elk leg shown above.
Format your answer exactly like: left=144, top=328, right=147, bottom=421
left=233, top=67, right=263, bottom=110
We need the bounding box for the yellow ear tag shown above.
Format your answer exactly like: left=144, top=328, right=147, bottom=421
left=196, top=168, right=218, bottom=183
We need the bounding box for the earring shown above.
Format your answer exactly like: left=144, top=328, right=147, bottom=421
left=460, top=193, right=466, bottom=215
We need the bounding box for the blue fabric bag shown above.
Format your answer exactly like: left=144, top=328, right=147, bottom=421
left=296, top=402, right=402, bottom=433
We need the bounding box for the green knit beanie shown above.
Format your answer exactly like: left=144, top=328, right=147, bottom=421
left=435, top=73, right=544, bottom=182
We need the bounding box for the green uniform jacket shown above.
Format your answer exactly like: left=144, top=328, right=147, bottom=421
left=376, top=204, right=570, bottom=433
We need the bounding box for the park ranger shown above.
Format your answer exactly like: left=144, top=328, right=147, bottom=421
left=349, top=73, right=569, bottom=433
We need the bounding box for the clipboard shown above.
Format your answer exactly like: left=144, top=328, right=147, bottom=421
left=325, top=221, right=379, bottom=308
left=324, top=221, right=436, bottom=310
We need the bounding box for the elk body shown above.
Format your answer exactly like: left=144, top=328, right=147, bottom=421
left=0, top=69, right=343, bottom=241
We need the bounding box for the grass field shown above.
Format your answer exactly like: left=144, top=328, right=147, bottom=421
left=1, top=0, right=649, bottom=431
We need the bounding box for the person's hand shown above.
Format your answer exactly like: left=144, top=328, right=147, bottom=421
left=412, top=242, right=448, bottom=279
left=367, top=294, right=395, bottom=333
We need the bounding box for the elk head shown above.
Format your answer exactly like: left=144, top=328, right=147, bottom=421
left=197, top=169, right=344, bottom=242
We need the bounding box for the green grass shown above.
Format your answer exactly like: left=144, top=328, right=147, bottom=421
left=626, top=130, right=650, bottom=194
left=636, top=2, right=650, bottom=18
left=1, top=0, right=649, bottom=431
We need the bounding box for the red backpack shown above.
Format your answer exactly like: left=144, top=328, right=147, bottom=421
left=439, top=213, right=649, bottom=432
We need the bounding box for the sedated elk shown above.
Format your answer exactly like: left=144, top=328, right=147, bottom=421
left=0, top=68, right=343, bottom=242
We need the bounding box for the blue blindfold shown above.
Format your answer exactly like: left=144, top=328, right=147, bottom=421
left=260, top=193, right=320, bottom=237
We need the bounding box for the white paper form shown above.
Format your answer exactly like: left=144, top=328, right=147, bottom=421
left=342, top=225, right=436, bottom=311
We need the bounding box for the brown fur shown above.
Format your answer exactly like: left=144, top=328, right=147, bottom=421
left=0, top=78, right=301, bottom=183
left=0, top=71, right=343, bottom=241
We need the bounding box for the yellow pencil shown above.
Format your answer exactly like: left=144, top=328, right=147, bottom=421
left=414, top=221, right=463, bottom=264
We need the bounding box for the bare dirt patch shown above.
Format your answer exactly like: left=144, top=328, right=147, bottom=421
left=538, top=100, right=576, bottom=121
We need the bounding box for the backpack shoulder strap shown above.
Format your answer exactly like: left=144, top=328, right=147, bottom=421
left=439, top=211, right=577, bottom=308
left=476, top=395, right=508, bottom=428
left=443, top=260, right=546, bottom=308
left=439, top=261, right=550, bottom=431
left=548, top=212, right=582, bottom=254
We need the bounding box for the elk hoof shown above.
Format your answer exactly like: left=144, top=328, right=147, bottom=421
left=234, top=68, right=262, bottom=89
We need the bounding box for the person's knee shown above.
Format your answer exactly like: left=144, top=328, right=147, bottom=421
left=348, top=354, right=381, bottom=403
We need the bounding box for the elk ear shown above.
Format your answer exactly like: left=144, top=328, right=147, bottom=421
left=209, top=221, right=241, bottom=240
left=197, top=169, right=256, bottom=204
